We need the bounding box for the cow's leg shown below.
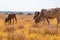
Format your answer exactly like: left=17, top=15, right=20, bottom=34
left=57, top=17, right=60, bottom=27
left=9, top=19, right=11, bottom=24
left=56, top=18, right=59, bottom=33
left=46, top=18, right=50, bottom=24
left=15, top=17, right=17, bottom=23
left=57, top=18, right=59, bottom=27
left=13, top=19, right=14, bottom=24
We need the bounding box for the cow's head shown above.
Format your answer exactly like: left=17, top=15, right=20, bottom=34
left=33, top=11, right=43, bottom=23
left=33, top=11, right=40, bottom=19
left=33, top=9, right=46, bottom=23
left=5, top=18, right=9, bottom=23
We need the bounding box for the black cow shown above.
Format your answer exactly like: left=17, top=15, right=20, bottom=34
left=5, top=13, right=17, bottom=24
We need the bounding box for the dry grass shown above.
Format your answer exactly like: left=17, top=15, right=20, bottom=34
left=0, top=14, right=60, bottom=40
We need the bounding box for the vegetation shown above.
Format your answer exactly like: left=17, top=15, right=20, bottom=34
left=0, top=14, right=60, bottom=40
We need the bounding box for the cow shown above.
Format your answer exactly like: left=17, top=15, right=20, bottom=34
left=33, top=8, right=60, bottom=26
left=5, top=13, right=17, bottom=24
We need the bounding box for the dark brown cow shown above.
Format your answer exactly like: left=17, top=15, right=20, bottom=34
left=5, top=13, right=17, bottom=24
left=33, top=8, right=60, bottom=26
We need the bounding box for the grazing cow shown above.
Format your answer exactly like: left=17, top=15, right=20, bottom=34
left=5, top=13, right=17, bottom=24
left=33, top=8, right=60, bottom=26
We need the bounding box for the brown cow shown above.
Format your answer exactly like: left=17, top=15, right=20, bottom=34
left=5, top=13, right=17, bottom=24
left=33, top=8, right=60, bottom=26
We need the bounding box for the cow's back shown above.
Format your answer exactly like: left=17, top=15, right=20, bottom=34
left=41, top=8, right=60, bottom=19
left=8, top=14, right=16, bottom=19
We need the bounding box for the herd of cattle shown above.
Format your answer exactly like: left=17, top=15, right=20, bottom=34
left=5, top=7, right=60, bottom=26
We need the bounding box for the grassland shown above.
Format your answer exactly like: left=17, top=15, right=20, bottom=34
left=0, top=13, right=60, bottom=40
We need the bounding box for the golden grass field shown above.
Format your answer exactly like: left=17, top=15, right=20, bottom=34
left=0, top=13, right=60, bottom=40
